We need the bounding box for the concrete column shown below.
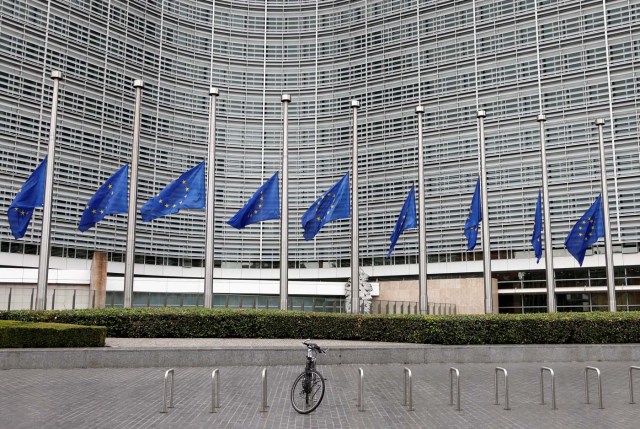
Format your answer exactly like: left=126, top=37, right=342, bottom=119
left=90, top=251, right=108, bottom=308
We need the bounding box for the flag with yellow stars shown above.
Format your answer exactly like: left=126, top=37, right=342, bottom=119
left=464, top=178, right=482, bottom=250
left=386, top=185, right=417, bottom=258
left=141, top=161, right=206, bottom=222
left=531, top=190, right=543, bottom=263
left=301, top=173, right=350, bottom=240
left=564, top=194, right=604, bottom=266
left=78, top=164, right=129, bottom=232
left=8, top=157, right=47, bottom=239
left=227, top=172, right=280, bottom=229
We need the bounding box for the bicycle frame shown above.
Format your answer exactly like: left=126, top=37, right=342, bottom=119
left=306, top=348, right=317, bottom=371
left=303, top=348, right=317, bottom=392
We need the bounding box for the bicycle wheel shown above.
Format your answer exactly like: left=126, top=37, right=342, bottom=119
left=290, top=370, right=325, bottom=414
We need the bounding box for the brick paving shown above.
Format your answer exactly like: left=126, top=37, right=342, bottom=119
left=2, top=360, right=640, bottom=428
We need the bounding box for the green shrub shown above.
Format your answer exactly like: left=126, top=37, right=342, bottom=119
left=0, top=320, right=106, bottom=348
left=0, top=308, right=639, bottom=345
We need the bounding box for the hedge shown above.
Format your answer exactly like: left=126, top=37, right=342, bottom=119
left=1, top=308, right=639, bottom=344
left=0, top=320, right=106, bottom=348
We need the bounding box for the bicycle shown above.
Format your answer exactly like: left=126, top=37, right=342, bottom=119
left=290, top=339, right=327, bottom=414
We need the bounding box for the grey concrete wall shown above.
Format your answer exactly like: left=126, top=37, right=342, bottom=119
left=2, top=344, right=640, bottom=369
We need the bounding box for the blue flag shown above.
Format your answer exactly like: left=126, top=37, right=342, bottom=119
left=564, top=195, right=605, bottom=266
left=141, top=161, right=206, bottom=222
left=227, top=172, right=280, bottom=229
left=79, top=164, right=129, bottom=232
left=464, top=178, right=482, bottom=250
left=532, top=190, right=543, bottom=263
left=386, top=185, right=417, bottom=258
left=8, top=157, right=47, bottom=239
left=302, top=173, right=350, bottom=240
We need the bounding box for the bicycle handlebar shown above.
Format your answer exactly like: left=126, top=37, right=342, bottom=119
left=303, top=339, right=327, bottom=354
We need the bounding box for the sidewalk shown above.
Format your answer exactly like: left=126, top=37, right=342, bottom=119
left=105, top=337, right=427, bottom=348
left=2, top=360, right=640, bottom=428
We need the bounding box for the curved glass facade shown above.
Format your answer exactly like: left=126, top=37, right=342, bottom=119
left=1, top=0, right=640, bottom=309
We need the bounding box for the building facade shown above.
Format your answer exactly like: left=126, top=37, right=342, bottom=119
left=1, top=0, right=640, bottom=312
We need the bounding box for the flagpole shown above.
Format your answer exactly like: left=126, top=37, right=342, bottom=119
left=123, top=79, right=143, bottom=308
left=204, top=87, right=219, bottom=308
left=415, top=105, right=428, bottom=314
left=538, top=114, right=556, bottom=312
left=35, top=70, right=62, bottom=310
left=350, top=100, right=360, bottom=314
left=596, top=118, right=616, bottom=312
left=280, top=94, right=291, bottom=311
left=477, top=110, right=493, bottom=314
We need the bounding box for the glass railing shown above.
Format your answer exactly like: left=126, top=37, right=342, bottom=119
left=0, top=287, right=96, bottom=310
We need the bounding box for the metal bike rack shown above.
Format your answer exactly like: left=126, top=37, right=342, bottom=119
left=629, top=366, right=640, bottom=404
left=540, top=367, right=557, bottom=410
left=161, top=368, right=175, bottom=413
left=357, top=368, right=365, bottom=411
left=584, top=366, right=604, bottom=409
left=449, top=367, right=461, bottom=411
left=494, top=367, right=510, bottom=410
left=210, top=369, right=220, bottom=413
left=260, top=368, right=268, bottom=412
left=403, top=367, right=413, bottom=411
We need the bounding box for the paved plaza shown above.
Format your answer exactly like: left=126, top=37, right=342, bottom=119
left=3, top=358, right=640, bottom=428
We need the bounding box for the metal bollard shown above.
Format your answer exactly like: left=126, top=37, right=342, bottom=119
left=629, top=366, right=640, bottom=404
left=210, top=369, right=220, bottom=413
left=540, top=367, right=557, bottom=410
left=494, top=367, right=510, bottom=410
left=260, top=368, right=268, bottom=412
left=584, top=366, right=604, bottom=409
left=161, top=368, right=175, bottom=413
left=357, top=368, right=365, bottom=411
left=403, top=367, right=413, bottom=411
left=449, top=367, right=461, bottom=411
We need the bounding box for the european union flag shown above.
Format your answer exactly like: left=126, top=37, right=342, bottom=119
left=8, top=157, right=47, bottom=239
left=302, top=173, right=350, bottom=240
left=531, top=190, right=543, bottom=263
left=141, top=161, right=206, bottom=222
left=227, top=172, right=280, bottom=229
left=464, top=178, right=482, bottom=250
left=78, top=164, right=129, bottom=232
left=387, top=185, right=417, bottom=258
left=564, top=194, right=605, bottom=266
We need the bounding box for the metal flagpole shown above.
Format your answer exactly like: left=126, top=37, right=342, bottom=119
left=596, top=118, right=616, bottom=312
left=351, top=100, right=360, bottom=314
left=280, top=94, right=291, bottom=310
left=537, top=114, right=556, bottom=312
left=415, top=105, right=428, bottom=314
left=35, top=70, right=63, bottom=310
left=477, top=110, right=493, bottom=314
left=204, top=87, right=219, bottom=308
left=123, top=79, right=144, bottom=308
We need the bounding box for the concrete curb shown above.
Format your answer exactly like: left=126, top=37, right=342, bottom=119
left=2, top=343, right=640, bottom=369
